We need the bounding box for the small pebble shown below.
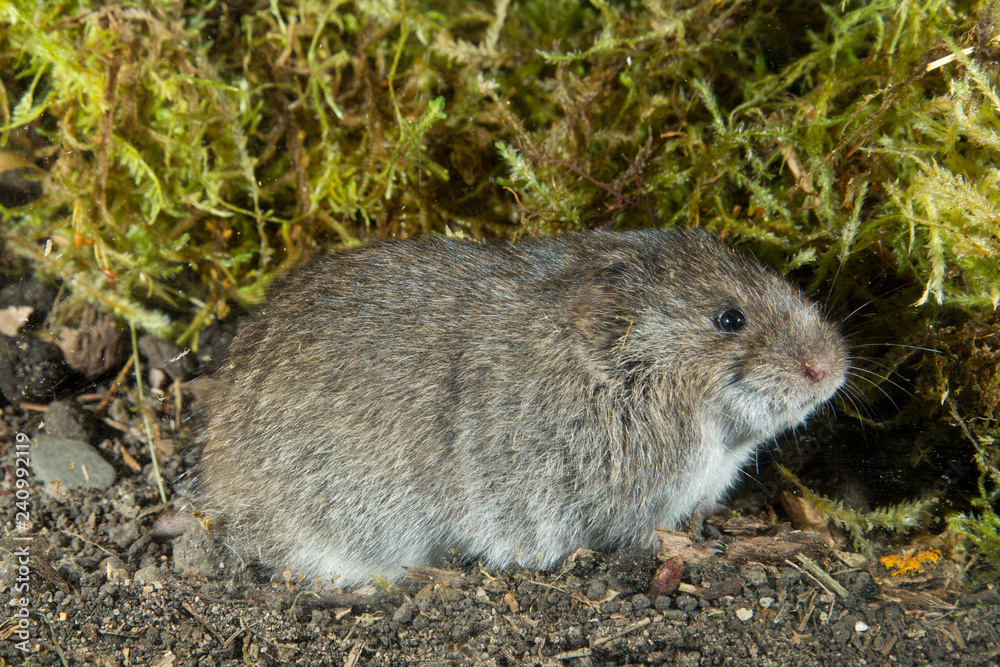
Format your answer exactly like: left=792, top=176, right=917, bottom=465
left=649, top=557, right=682, bottom=597
left=631, top=593, right=652, bottom=610
left=739, top=564, right=768, bottom=587
left=392, top=601, right=416, bottom=624
left=735, top=608, right=753, bottom=621
left=41, top=400, right=91, bottom=441
left=585, top=580, right=607, bottom=601
left=759, top=597, right=774, bottom=608
left=30, top=436, right=117, bottom=491
left=855, top=620, right=869, bottom=632
left=133, top=566, right=164, bottom=586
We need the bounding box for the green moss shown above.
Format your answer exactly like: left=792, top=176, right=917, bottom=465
left=780, top=464, right=937, bottom=556
left=3, top=0, right=993, bottom=328
left=950, top=448, right=1000, bottom=581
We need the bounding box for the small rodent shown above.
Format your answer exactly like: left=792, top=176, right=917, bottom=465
left=195, top=230, right=847, bottom=585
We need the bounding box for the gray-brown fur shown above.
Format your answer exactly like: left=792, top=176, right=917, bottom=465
left=195, top=230, right=847, bottom=585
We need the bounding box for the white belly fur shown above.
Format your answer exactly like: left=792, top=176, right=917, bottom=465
left=655, top=420, right=761, bottom=528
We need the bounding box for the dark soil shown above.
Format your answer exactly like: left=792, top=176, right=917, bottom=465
left=1, top=313, right=998, bottom=666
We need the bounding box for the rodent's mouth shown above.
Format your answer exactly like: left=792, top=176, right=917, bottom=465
left=717, top=377, right=843, bottom=440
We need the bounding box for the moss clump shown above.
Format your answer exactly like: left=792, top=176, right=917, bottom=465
left=3, top=1, right=998, bottom=329
left=1, top=1, right=999, bottom=577
left=780, top=463, right=937, bottom=555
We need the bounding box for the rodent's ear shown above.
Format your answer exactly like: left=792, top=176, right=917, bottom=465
left=569, top=263, right=632, bottom=353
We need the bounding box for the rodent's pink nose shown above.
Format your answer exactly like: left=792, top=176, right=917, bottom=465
left=803, top=362, right=830, bottom=382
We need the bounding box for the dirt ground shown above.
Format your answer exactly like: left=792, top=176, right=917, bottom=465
left=1, top=299, right=999, bottom=666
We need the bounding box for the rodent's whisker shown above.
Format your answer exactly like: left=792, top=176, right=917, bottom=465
left=837, top=383, right=884, bottom=422
left=845, top=367, right=913, bottom=399
left=851, top=342, right=940, bottom=353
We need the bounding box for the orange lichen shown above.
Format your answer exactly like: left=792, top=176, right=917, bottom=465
left=880, top=548, right=942, bottom=576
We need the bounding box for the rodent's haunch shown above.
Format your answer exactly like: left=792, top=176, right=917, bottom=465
left=196, top=230, right=847, bottom=585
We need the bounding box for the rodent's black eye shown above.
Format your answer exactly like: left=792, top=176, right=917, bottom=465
left=716, top=308, right=746, bottom=333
